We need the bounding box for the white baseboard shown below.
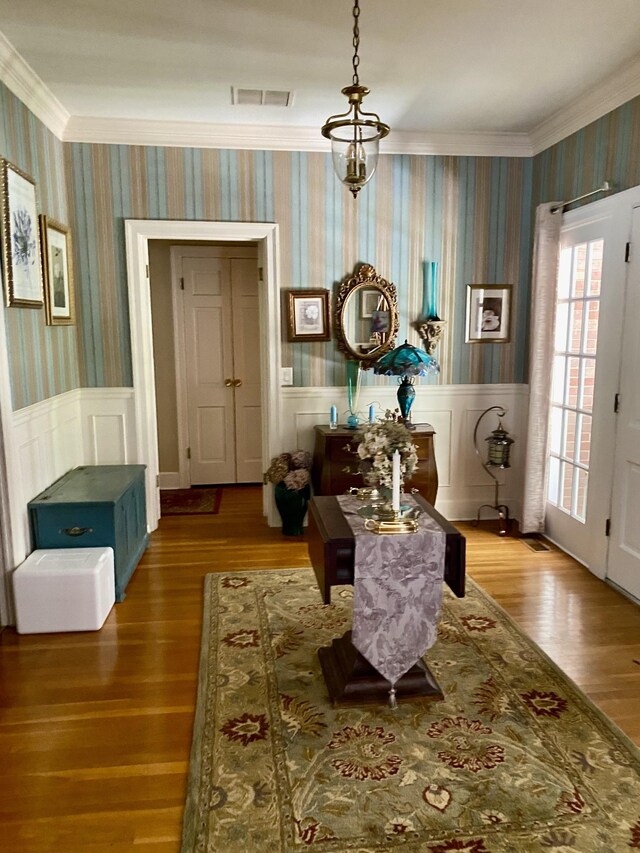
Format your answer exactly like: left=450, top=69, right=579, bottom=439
left=158, top=472, right=181, bottom=489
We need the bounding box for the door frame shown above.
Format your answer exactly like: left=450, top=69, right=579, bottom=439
left=544, top=210, right=617, bottom=574
left=125, top=220, right=281, bottom=531
left=544, top=184, right=640, bottom=578
left=170, top=244, right=258, bottom=489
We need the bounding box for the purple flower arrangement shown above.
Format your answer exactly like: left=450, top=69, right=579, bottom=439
left=266, top=450, right=312, bottom=491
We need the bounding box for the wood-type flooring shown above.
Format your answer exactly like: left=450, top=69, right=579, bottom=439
left=1, top=485, right=638, bottom=851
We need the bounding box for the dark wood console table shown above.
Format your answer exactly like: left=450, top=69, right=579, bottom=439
left=307, top=495, right=466, bottom=705
left=311, top=424, right=438, bottom=505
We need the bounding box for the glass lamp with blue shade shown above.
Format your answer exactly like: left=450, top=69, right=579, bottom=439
left=373, top=340, right=439, bottom=428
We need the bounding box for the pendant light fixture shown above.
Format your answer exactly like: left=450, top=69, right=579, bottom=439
left=321, top=0, right=389, bottom=198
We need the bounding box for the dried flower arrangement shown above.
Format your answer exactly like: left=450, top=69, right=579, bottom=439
left=265, top=450, right=312, bottom=491
left=355, top=418, right=418, bottom=488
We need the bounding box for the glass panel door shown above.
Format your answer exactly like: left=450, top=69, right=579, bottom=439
left=546, top=240, right=603, bottom=523
left=544, top=201, right=622, bottom=576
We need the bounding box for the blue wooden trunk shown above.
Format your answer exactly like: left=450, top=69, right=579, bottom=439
left=28, top=465, right=148, bottom=602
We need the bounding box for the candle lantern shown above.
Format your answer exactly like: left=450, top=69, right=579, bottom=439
left=472, top=406, right=515, bottom=535
left=486, top=421, right=514, bottom=468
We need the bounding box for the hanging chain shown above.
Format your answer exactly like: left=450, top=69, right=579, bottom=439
left=351, top=0, right=360, bottom=86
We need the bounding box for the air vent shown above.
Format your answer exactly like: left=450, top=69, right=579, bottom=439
left=232, top=87, right=293, bottom=107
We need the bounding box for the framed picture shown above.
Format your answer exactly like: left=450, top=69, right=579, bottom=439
left=465, top=284, right=512, bottom=343
left=360, top=288, right=383, bottom=318
left=287, top=289, right=331, bottom=341
left=39, top=215, right=75, bottom=325
left=370, top=309, right=390, bottom=334
left=1, top=159, right=44, bottom=307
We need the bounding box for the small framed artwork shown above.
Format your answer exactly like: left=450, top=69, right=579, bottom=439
left=287, top=289, right=331, bottom=342
left=465, top=284, right=512, bottom=343
left=1, top=159, right=44, bottom=307
left=360, top=288, right=382, bottom=318
left=39, top=215, right=75, bottom=325
left=370, top=309, right=390, bottom=334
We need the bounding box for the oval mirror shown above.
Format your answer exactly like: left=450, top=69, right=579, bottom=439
left=334, top=264, right=399, bottom=367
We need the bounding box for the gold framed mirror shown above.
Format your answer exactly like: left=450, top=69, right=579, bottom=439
left=334, top=264, right=399, bottom=367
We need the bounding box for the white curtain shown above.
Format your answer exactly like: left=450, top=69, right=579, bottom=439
left=521, top=202, right=562, bottom=534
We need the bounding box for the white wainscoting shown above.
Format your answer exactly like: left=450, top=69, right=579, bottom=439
left=4, top=382, right=527, bottom=583
left=280, top=384, right=528, bottom=521
left=6, top=388, right=137, bottom=570
left=80, top=388, right=137, bottom=465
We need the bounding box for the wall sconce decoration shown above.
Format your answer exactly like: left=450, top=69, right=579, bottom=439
left=472, top=406, right=515, bottom=535
left=321, top=0, right=389, bottom=198
left=373, top=340, right=439, bottom=428
left=416, top=261, right=446, bottom=355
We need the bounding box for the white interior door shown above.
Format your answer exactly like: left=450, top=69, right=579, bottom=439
left=182, top=255, right=236, bottom=484
left=175, top=246, right=260, bottom=486
left=544, top=212, right=618, bottom=572
left=607, top=205, right=640, bottom=600
left=231, top=258, right=262, bottom=482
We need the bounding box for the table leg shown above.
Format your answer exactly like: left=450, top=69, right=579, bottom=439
left=318, top=631, right=444, bottom=706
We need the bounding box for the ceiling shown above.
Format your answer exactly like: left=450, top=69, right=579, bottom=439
left=1, top=0, right=640, bottom=155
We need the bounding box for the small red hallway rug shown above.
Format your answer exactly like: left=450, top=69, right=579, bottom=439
left=160, top=487, right=222, bottom=516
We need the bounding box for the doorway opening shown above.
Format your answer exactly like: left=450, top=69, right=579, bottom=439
left=125, top=220, right=281, bottom=533
left=149, top=242, right=262, bottom=489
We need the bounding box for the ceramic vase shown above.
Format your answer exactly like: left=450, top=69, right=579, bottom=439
left=274, top=482, right=311, bottom=536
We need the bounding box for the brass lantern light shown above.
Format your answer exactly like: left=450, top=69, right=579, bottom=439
left=486, top=421, right=514, bottom=468
left=321, top=0, right=390, bottom=198
left=472, top=406, right=515, bottom=536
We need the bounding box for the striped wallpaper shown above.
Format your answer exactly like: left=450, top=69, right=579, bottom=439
left=0, top=83, right=80, bottom=410
left=533, top=94, right=640, bottom=207
left=68, top=143, right=534, bottom=389
left=3, top=80, right=640, bottom=407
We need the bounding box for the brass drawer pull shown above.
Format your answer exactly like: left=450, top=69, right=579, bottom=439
left=60, top=526, right=93, bottom=537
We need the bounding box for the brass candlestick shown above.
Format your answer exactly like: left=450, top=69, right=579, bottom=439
left=361, top=502, right=421, bottom=534
left=364, top=510, right=419, bottom=534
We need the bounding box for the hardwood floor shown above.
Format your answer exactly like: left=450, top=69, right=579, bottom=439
left=1, top=485, right=638, bottom=851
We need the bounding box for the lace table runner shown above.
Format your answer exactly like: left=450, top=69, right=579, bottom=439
left=337, top=494, right=446, bottom=687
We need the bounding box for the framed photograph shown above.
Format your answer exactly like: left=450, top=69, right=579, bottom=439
left=287, top=289, right=331, bottom=342
left=465, top=284, right=512, bottom=343
left=370, top=309, right=390, bottom=334
left=39, top=215, right=75, bottom=325
left=360, top=288, right=382, bottom=318
left=1, top=159, right=44, bottom=307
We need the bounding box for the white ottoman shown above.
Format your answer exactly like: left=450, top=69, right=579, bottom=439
left=13, top=547, right=115, bottom=634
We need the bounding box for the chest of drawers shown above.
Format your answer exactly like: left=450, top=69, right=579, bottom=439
left=28, top=465, right=148, bottom=602
left=311, top=424, right=438, bottom=505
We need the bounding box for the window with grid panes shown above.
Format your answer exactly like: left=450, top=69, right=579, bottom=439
left=547, top=239, right=602, bottom=521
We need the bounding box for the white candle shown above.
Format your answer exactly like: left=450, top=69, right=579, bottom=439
left=391, top=449, right=401, bottom=512
left=369, top=404, right=375, bottom=424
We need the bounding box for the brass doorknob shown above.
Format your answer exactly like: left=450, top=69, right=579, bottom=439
left=224, top=379, right=233, bottom=386
left=233, top=379, right=242, bottom=387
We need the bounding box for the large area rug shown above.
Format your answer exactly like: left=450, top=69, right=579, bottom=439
left=160, top=487, right=221, bottom=516
left=181, top=569, right=640, bottom=852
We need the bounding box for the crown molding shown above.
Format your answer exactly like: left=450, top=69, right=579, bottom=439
left=1, top=25, right=639, bottom=159
left=63, top=116, right=533, bottom=157
left=530, top=54, right=640, bottom=155
left=0, top=31, right=69, bottom=139
left=382, top=131, right=532, bottom=158
left=63, top=117, right=328, bottom=150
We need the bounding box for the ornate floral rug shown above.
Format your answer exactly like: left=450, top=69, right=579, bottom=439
left=160, top=487, right=221, bottom=516
left=181, top=569, right=640, bottom=852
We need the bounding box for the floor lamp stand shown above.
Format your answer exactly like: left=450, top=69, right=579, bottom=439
left=471, top=406, right=511, bottom=536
